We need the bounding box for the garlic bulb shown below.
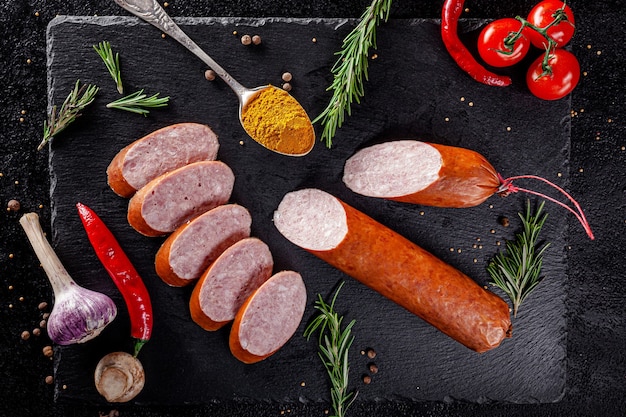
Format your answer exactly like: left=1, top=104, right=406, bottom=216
left=19, top=213, right=117, bottom=345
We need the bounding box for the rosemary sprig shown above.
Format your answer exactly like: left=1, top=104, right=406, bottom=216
left=39, top=80, right=99, bottom=151
left=106, top=90, right=169, bottom=116
left=304, top=282, right=357, bottom=417
left=313, top=0, right=392, bottom=148
left=488, top=200, right=551, bottom=317
left=93, top=41, right=124, bottom=94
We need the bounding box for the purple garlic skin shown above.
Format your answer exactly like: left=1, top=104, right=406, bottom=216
left=47, top=282, right=118, bottom=345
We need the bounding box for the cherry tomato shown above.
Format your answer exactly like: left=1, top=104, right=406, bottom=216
left=526, top=49, right=580, bottom=100
left=525, top=0, right=575, bottom=49
left=477, top=18, right=530, bottom=67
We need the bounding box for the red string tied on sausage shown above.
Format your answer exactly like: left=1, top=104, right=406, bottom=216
left=496, top=173, right=594, bottom=240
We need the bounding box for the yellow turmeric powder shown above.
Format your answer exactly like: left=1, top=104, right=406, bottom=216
left=241, top=85, right=315, bottom=155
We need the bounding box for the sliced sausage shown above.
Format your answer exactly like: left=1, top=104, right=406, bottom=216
left=343, top=140, right=501, bottom=208
left=190, top=238, right=274, bottom=331
left=155, top=204, right=252, bottom=287
left=107, top=123, right=219, bottom=198
left=229, top=270, right=306, bottom=364
left=128, top=161, right=234, bottom=237
left=273, top=188, right=511, bottom=353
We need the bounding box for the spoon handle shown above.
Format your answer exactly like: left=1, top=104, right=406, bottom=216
left=114, top=0, right=247, bottom=96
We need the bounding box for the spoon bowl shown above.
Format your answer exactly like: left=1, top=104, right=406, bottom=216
left=114, top=0, right=315, bottom=156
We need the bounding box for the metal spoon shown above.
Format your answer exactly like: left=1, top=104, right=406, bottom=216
left=113, top=0, right=315, bottom=156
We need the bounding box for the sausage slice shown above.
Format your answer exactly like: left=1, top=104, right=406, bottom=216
left=190, top=238, right=274, bottom=331
left=107, top=123, right=219, bottom=198
left=273, top=188, right=511, bottom=353
left=128, top=161, right=234, bottom=236
left=155, top=204, right=252, bottom=286
left=229, top=270, right=306, bottom=364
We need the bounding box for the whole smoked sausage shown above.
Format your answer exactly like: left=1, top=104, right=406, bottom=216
left=273, top=188, right=511, bottom=353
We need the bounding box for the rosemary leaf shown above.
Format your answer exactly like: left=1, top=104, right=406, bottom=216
left=488, top=200, right=550, bottom=317
left=313, top=0, right=392, bottom=148
left=93, top=41, right=124, bottom=94
left=106, top=90, right=169, bottom=116
left=39, top=80, right=99, bottom=151
left=304, top=282, right=357, bottom=417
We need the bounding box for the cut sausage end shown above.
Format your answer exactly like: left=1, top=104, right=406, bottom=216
left=343, top=141, right=442, bottom=198
left=190, top=237, right=273, bottom=331
left=229, top=270, right=307, bottom=364
left=273, top=188, right=347, bottom=251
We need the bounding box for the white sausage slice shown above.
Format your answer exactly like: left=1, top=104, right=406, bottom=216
left=190, top=238, right=273, bottom=331
left=155, top=204, right=252, bottom=286
left=107, top=123, right=219, bottom=198
left=229, top=270, right=307, bottom=363
left=127, top=160, right=234, bottom=236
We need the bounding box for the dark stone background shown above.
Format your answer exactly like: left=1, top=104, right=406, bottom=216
left=1, top=1, right=624, bottom=416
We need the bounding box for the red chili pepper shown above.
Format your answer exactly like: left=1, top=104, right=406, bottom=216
left=441, top=0, right=512, bottom=87
left=76, top=202, right=153, bottom=357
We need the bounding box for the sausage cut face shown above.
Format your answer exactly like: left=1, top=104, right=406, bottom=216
left=162, top=204, right=252, bottom=282
left=197, top=238, right=273, bottom=324
left=234, top=271, right=307, bottom=358
left=343, top=140, right=442, bottom=198
left=128, top=160, right=234, bottom=236
left=273, top=188, right=347, bottom=251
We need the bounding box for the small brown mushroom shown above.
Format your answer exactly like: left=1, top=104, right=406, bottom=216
left=94, top=352, right=145, bottom=403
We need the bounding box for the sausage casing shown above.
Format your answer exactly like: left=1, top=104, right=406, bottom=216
left=274, top=188, right=511, bottom=353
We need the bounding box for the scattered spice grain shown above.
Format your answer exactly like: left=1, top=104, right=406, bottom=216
left=281, top=72, right=292, bottom=82
left=45, top=375, right=54, bottom=384
left=498, top=216, right=510, bottom=227
left=252, top=35, right=262, bottom=45
left=366, top=348, right=376, bottom=359
left=7, top=199, right=20, bottom=212
left=43, top=345, right=53, bottom=358
left=362, top=374, right=372, bottom=384
left=368, top=363, right=379, bottom=374
left=38, top=301, right=48, bottom=311
left=21, top=330, right=30, bottom=340
left=241, top=34, right=252, bottom=45
left=32, top=328, right=41, bottom=336
left=282, top=82, right=292, bottom=92
left=204, top=69, right=216, bottom=81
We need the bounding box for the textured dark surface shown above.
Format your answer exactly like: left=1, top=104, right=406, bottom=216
left=47, top=15, right=569, bottom=406
left=1, top=1, right=625, bottom=417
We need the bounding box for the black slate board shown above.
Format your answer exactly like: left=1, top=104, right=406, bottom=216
left=47, top=16, right=571, bottom=405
